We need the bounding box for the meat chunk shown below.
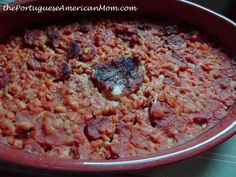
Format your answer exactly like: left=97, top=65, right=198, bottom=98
left=84, top=117, right=116, bottom=141
left=92, top=56, right=144, bottom=100
left=24, top=30, right=47, bottom=47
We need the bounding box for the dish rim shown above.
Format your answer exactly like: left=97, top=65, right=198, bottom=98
left=0, top=0, right=235, bottom=172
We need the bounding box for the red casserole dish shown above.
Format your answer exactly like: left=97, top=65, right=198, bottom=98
left=0, top=0, right=235, bottom=174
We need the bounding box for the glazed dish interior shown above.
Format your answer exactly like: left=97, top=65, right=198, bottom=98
left=0, top=16, right=235, bottom=160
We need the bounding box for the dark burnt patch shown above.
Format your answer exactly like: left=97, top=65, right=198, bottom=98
left=92, top=56, right=144, bottom=100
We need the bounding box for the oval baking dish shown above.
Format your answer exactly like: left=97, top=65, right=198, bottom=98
left=0, top=0, right=235, bottom=174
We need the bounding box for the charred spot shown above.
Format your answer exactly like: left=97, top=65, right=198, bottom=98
left=68, top=41, right=81, bottom=59
left=162, top=25, right=178, bottom=36
left=92, top=56, right=144, bottom=100
left=47, top=32, right=59, bottom=48
left=54, top=63, right=72, bottom=82
left=0, top=71, right=10, bottom=90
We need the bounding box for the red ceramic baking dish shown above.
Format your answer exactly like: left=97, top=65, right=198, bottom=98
left=0, top=0, right=235, bottom=174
